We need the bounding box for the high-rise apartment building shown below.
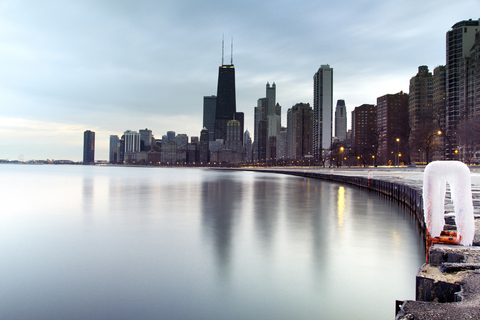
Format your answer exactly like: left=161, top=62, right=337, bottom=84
left=313, top=65, right=333, bottom=158
left=83, top=130, right=95, bottom=164
left=334, top=100, right=347, bottom=141
left=376, top=92, right=409, bottom=165
left=409, top=66, right=433, bottom=134
left=446, top=19, right=480, bottom=159
left=353, top=104, right=376, bottom=165
left=203, top=95, right=216, bottom=141
left=286, top=103, right=314, bottom=160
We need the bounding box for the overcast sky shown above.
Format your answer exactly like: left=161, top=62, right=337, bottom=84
left=1, top=0, right=479, bottom=161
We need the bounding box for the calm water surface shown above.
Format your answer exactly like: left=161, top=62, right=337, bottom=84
left=0, top=165, right=424, bottom=319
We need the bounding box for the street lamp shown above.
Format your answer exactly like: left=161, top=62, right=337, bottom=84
left=340, top=147, right=344, bottom=167
left=396, top=138, right=400, bottom=166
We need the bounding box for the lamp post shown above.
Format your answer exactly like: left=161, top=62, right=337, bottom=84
left=340, top=147, right=344, bottom=167
left=396, top=138, right=400, bottom=166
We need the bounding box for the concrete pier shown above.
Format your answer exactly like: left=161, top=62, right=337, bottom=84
left=239, top=167, right=480, bottom=319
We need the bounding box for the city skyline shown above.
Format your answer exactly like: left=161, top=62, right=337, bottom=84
left=1, top=1, right=479, bottom=161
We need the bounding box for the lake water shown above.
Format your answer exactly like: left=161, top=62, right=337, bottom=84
left=0, top=165, right=425, bottom=319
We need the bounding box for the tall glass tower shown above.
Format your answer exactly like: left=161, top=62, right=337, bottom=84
left=313, top=65, right=333, bottom=159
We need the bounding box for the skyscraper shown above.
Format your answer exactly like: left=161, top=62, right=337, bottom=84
left=215, top=64, right=236, bottom=141
left=446, top=19, right=480, bottom=159
left=83, top=130, right=95, bottom=164
left=313, top=65, right=333, bottom=158
left=334, top=100, right=347, bottom=141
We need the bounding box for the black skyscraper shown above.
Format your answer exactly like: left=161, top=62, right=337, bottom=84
left=83, top=130, right=95, bottom=164
left=214, top=65, right=236, bottom=141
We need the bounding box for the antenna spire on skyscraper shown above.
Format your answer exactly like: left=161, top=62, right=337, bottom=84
left=222, top=34, right=224, bottom=65
left=231, top=37, right=233, bottom=65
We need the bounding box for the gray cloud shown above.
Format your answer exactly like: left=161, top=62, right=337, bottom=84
left=0, top=0, right=479, bottom=160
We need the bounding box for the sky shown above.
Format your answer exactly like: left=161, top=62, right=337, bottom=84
left=1, top=0, right=479, bottom=161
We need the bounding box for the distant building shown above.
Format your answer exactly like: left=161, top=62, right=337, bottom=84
left=276, top=127, right=287, bottom=161
left=287, top=103, right=313, bottom=160
left=203, top=95, right=216, bottom=141
left=221, top=120, right=243, bottom=163
left=83, top=130, right=95, bottom=164
left=166, top=131, right=176, bottom=142
left=313, top=65, right=333, bottom=158
left=109, top=135, right=119, bottom=163
left=124, top=130, right=140, bottom=164
left=199, top=128, right=209, bottom=164
left=334, top=100, right=347, bottom=141
left=139, top=128, right=153, bottom=151
left=161, top=141, right=176, bottom=164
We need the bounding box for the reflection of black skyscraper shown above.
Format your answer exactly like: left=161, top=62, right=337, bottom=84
left=215, top=64, right=236, bottom=141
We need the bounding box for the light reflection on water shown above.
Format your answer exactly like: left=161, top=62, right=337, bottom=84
left=0, top=165, right=424, bottom=320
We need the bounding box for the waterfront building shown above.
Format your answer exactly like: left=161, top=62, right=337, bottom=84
left=286, top=103, right=314, bottom=161
left=334, top=100, right=347, bottom=141
left=353, top=104, right=377, bottom=165
left=203, top=95, right=216, bottom=141
left=446, top=19, right=480, bottom=159
left=139, top=128, right=153, bottom=151
left=83, top=130, right=95, bottom=164
left=124, top=130, right=140, bottom=164
left=124, top=130, right=141, bottom=154
left=109, top=135, right=119, bottom=164
left=376, top=92, right=409, bottom=165
left=313, top=65, right=333, bottom=158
